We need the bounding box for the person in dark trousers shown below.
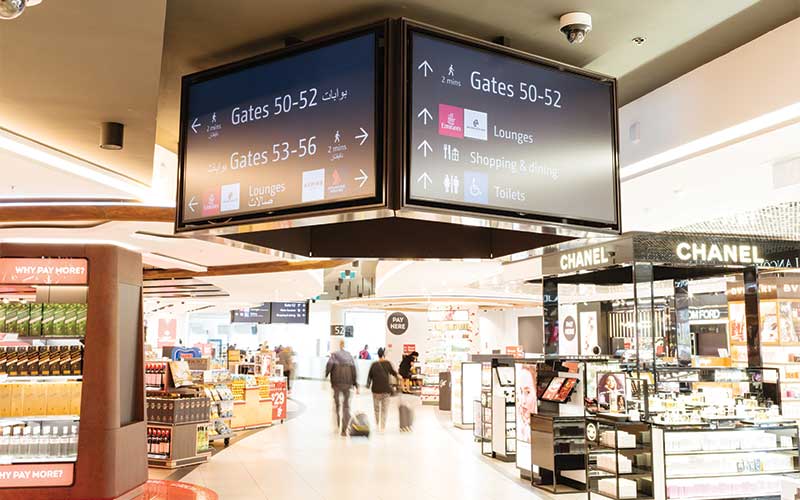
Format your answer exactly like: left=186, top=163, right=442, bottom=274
left=277, top=346, right=294, bottom=391
left=398, top=351, right=418, bottom=393
left=366, top=348, right=397, bottom=433
left=325, top=340, right=358, bottom=436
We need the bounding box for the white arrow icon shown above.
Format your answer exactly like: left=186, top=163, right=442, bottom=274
left=355, top=127, right=369, bottom=146
left=417, top=107, right=432, bottom=125
left=188, top=196, right=199, bottom=213
left=417, top=172, right=432, bottom=189
left=191, top=118, right=201, bottom=134
left=417, top=60, right=433, bottom=77
left=355, top=169, right=369, bottom=188
left=417, top=139, right=432, bottom=157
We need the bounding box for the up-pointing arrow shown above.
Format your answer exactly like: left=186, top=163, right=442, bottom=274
left=417, top=60, right=433, bottom=77
left=417, top=139, right=432, bottom=158
left=417, top=172, right=432, bottom=189
left=417, top=107, right=432, bottom=125
left=191, top=118, right=201, bottom=134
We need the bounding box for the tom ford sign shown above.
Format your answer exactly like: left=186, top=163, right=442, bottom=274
left=675, top=242, right=763, bottom=265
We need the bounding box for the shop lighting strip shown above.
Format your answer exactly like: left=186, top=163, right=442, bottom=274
left=621, top=101, right=800, bottom=180
left=0, top=128, right=163, bottom=204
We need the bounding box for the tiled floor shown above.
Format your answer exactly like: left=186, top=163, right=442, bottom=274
left=158, top=380, right=580, bottom=500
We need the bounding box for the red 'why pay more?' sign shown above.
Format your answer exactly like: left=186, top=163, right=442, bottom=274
left=0, top=258, right=88, bottom=285
left=0, top=463, right=74, bottom=488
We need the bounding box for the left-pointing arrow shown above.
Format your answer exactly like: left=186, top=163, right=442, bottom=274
left=355, top=127, right=369, bottom=146
left=191, top=118, right=201, bottom=134
left=188, top=196, right=198, bottom=213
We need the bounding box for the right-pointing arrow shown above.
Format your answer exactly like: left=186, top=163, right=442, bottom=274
left=355, top=169, right=369, bottom=188
left=355, top=127, right=369, bottom=146
left=417, top=60, right=433, bottom=77
left=417, top=139, right=432, bottom=158
left=417, top=107, right=432, bottom=125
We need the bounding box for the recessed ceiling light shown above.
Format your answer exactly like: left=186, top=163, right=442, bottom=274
left=632, top=36, right=647, bottom=46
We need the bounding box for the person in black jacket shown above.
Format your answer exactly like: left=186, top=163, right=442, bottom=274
left=398, top=351, right=418, bottom=393
left=325, top=340, right=358, bottom=436
left=366, top=348, right=398, bottom=433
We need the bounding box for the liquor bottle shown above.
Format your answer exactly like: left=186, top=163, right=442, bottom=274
left=59, top=347, right=70, bottom=376
left=17, top=347, right=28, bottom=377
left=68, top=425, right=78, bottom=457
left=39, top=346, right=50, bottom=376
left=30, top=426, right=41, bottom=458
left=11, top=427, right=22, bottom=458
left=0, top=347, right=6, bottom=375
left=39, top=426, right=50, bottom=458
left=0, top=427, right=10, bottom=459
left=29, top=346, right=40, bottom=376
left=49, top=345, right=60, bottom=376
left=7, top=348, right=17, bottom=377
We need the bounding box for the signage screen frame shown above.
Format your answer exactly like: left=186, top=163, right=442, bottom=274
left=270, top=301, right=310, bottom=325
left=175, top=21, right=389, bottom=233
left=401, top=20, right=621, bottom=232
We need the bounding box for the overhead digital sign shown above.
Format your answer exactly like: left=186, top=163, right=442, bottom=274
left=177, top=26, right=384, bottom=230
left=231, top=303, right=271, bottom=324
left=270, top=301, right=309, bottom=324
left=406, top=27, right=619, bottom=228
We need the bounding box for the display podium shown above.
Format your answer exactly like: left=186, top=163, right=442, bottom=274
left=0, top=244, right=146, bottom=500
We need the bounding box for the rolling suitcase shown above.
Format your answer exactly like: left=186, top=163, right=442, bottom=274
left=349, top=411, right=371, bottom=437
left=399, top=404, right=414, bottom=431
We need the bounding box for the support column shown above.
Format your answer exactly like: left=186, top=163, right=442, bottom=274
left=744, top=266, right=762, bottom=368
left=673, top=280, right=692, bottom=367
left=543, top=278, right=558, bottom=355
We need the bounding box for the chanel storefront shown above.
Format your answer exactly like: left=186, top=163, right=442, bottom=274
left=538, top=231, right=800, bottom=375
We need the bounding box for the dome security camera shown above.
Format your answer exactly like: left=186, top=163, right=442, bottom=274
left=0, top=0, right=25, bottom=19
left=560, top=12, right=592, bottom=44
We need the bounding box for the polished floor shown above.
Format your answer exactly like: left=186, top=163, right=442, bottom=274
left=156, top=380, right=576, bottom=500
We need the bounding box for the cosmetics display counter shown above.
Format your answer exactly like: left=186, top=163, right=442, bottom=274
left=652, top=422, right=800, bottom=500
left=586, top=417, right=653, bottom=500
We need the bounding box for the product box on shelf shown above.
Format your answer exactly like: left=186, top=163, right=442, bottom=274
left=146, top=396, right=211, bottom=425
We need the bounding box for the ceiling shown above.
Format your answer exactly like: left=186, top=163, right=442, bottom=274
left=622, top=119, right=800, bottom=233
left=1, top=0, right=797, bottom=186
left=0, top=0, right=166, bottom=184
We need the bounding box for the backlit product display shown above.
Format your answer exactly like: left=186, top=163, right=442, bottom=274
left=178, top=27, right=383, bottom=229
left=541, top=377, right=564, bottom=401
left=407, top=28, right=618, bottom=227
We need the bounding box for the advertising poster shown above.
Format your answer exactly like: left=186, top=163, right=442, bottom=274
left=157, top=318, right=177, bottom=348
left=760, top=301, right=779, bottom=344
left=515, top=364, right=537, bottom=443
left=597, top=372, right=626, bottom=413
left=558, top=304, right=579, bottom=355
left=728, top=303, right=746, bottom=344
left=579, top=311, right=598, bottom=355
left=515, top=363, right=537, bottom=473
